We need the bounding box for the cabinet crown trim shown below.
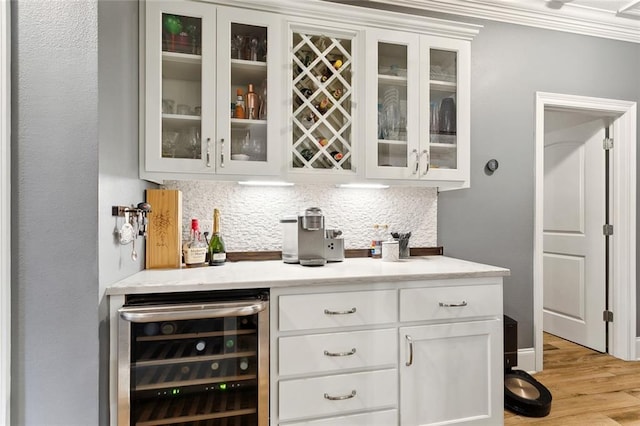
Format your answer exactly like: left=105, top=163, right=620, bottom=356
left=197, top=0, right=482, bottom=40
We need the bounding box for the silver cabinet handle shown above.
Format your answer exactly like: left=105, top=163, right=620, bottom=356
left=324, top=390, right=356, bottom=401
left=421, top=149, right=430, bottom=176
left=324, top=307, right=356, bottom=315
left=412, top=149, right=419, bottom=175
left=324, top=348, right=356, bottom=357
left=205, top=137, right=212, bottom=168
left=439, top=300, right=468, bottom=307
left=405, top=335, right=413, bottom=366
left=220, top=138, right=225, bottom=168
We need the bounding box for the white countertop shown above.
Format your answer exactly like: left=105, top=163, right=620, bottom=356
left=106, top=255, right=510, bottom=295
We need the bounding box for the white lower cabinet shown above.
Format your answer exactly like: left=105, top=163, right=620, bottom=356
left=271, top=278, right=503, bottom=425
left=399, top=320, right=503, bottom=425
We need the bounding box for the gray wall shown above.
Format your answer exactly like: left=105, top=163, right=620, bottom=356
left=11, top=0, right=100, bottom=424
left=438, top=21, right=640, bottom=348
left=97, top=1, right=154, bottom=424
left=11, top=0, right=151, bottom=424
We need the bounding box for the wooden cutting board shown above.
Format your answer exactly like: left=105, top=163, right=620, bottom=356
left=145, top=189, right=182, bottom=269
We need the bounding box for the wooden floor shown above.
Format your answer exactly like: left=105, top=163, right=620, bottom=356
left=504, top=333, right=640, bottom=425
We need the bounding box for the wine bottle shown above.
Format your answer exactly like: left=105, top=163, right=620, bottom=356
left=184, top=218, right=207, bottom=267
left=208, top=209, right=227, bottom=266
left=246, top=83, right=259, bottom=120
left=239, top=357, right=249, bottom=371
left=330, top=150, right=343, bottom=161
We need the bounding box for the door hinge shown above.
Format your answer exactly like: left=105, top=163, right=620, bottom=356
left=603, top=138, right=614, bottom=150
left=603, top=310, right=614, bottom=322
left=603, top=224, right=614, bottom=236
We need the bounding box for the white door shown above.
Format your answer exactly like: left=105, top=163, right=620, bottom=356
left=543, top=110, right=607, bottom=352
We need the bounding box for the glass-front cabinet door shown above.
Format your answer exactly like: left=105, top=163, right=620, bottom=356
left=289, top=24, right=357, bottom=177
left=366, top=31, right=470, bottom=186
left=366, top=30, right=420, bottom=179
left=145, top=1, right=214, bottom=175
left=215, top=7, right=280, bottom=176
left=143, top=2, right=280, bottom=178
left=422, top=36, right=470, bottom=184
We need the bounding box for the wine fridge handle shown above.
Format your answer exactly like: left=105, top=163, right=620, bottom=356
left=119, top=300, right=267, bottom=322
left=412, top=149, right=419, bottom=175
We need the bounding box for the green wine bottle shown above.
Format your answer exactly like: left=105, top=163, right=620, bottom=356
left=208, top=209, right=226, bottom=266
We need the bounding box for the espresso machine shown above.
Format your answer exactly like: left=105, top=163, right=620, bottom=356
left=280, top=207, right=327, bottom=266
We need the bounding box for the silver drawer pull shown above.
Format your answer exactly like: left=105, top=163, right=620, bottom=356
left=405, top=335, right=414, bottom=366
left=324, top=348, right=357, bottom=357
left=324, top=307, right=357, bottom=315
left=324, top=390, right=356, bottom=401
left=439, top=301, right=468, bottom=307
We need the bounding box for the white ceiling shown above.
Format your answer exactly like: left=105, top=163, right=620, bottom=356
left=367, top=0, right=640, bottom=42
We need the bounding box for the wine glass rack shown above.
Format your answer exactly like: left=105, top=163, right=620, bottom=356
left=291, top=32, right=353, bottom=170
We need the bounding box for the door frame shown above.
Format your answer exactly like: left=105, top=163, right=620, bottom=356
left=534, top=92, right=637, bottom=371
left=0, top=0, right=10, bottom=423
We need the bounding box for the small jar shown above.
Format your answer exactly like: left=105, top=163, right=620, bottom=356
left=382, top=241, right=399, bottom=262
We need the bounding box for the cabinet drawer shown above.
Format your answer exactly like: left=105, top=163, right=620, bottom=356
left=279, top=329, right=397, bottom=376
left=284, top=409, right=397, bottom=425
left=400, top=284, right=501, bottom=322
left=278, top=290, right=397, bottom=331
left=279, top=369, right=397, bottom=421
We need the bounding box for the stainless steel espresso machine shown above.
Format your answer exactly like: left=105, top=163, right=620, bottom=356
left=281, top=207, right=338, bottom=266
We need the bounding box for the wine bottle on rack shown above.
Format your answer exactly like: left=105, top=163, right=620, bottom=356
left=208, top=209, right=226, bottom=266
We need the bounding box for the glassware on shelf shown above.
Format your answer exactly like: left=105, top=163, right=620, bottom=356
left=162, top=131, right=179, bottom=158
left=429, top=101, right=439, bottom=134
left=162, top=99, right=175, bottom=114
left=382, top=86, right=400, bottom=140
left=231, top=34, right=242, bottom=59
left=258, top=79, right=267, bottom=120
left=439, top=97, right=456, bottom=135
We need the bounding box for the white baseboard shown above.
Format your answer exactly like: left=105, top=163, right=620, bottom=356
left=635, top=338, right=640, bottom=360
left=515, top=347, right=537, bottom=373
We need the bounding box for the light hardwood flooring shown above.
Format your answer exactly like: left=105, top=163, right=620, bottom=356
left=504, top=333, right=640, bottom=425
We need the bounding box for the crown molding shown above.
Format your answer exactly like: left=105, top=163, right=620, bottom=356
left=367, top=0, right=640, bottom=43
left=200, top=0, right=481, bottom=40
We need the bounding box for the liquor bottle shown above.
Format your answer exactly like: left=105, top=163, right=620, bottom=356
left=246, top=84, right=259, bottom=120
left=234, top=89, right=245, bottom=119
left=184, top=218, right=207, bottom=267
left=330, top=150, right=343, bottom=161
left=208, top=209, right=227, bottom=266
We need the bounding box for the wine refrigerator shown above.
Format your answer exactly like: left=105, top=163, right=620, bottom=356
left=117, top=289, right=269, bottom=426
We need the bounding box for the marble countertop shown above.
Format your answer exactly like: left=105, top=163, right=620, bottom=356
left=106, top=255, right=510, bottom=295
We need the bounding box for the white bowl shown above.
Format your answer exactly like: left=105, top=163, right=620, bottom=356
left=231, top=154, right=251, bottom=161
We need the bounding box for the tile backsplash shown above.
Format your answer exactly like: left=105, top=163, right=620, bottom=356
left=163, top=181, right=437, bottom=252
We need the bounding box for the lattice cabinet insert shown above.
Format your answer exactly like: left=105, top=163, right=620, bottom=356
left=291, top=30, right=354, bottom=171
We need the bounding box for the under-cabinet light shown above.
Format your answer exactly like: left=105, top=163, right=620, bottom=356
left=238, top=181, right=295, bottom=187
left=337, top=183, right=390, bottom=189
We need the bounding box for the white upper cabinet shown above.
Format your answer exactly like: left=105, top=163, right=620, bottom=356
left=142, top=1, right=282, bottom=181
left=286, top=20, right=362, bottom=182
left=366, top=30, right=471, bottom=187
left=141, top=0, right=478, bottom=188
